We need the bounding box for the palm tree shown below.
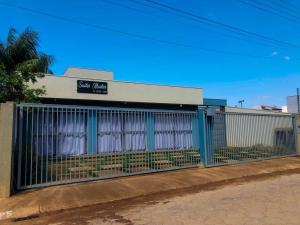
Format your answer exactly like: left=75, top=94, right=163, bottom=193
left=0, top=27, right=54, bottom=102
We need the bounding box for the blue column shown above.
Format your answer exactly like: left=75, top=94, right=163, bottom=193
left=205, top=116, right=214, bottom=166
left=192, top=115, right=200, bottom=150
left=146, top=112, right=155, bottom=151
left=87, top=110, right=97, bottom=155
left=197, top=108, right=207, bottom=165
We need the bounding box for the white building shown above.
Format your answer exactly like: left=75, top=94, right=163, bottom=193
left=287, top=96, right=299, bottom=113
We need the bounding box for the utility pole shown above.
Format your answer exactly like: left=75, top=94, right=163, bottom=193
left=238, top=99, right=245, bottom=108
left=297, top=88, right=300, bottom=113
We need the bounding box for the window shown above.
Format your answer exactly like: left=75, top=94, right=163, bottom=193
left=154, top=113, right=193, bottom=150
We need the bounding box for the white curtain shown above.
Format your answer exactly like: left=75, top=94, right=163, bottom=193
left=57, top=111, right=86, bottom=155
left=97, top=112, right=146, bottom=152
left=154, top=113, right=174, bottom=149
left=32, top=110, right=87, bottom=156
left=154, top=113, right=193, bottom=150
left=97, top=112, right=122, bottom=153
left=123, top=113, right=146, bottom=151
left=31, top=109, right=193, bottom=155
left=173, top=114, right=193, bottom=149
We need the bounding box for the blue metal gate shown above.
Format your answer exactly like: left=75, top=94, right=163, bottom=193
left=15, top=104, right=297, bottom=189
left=202, top=109, right=297, bottom=167
left=15, top=104, right=201, bottom=189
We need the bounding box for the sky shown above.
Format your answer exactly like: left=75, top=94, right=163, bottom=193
left=1, top=0, right=300, bottom=107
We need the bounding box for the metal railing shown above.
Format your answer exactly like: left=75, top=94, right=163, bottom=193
left=204, top=111, right=297, bottom=167
left=14, top=104, right=297, bottom=189
left=15, top=104, right=200, bottom=189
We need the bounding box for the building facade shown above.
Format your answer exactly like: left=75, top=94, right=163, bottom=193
left=31, top=67, right=203, bottom=108
left=287, top=95, right=300, bottom=113
left=0, top=67, right=297, bottom=194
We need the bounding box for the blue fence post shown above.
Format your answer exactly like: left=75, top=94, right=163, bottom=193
left=205, top=116, right=214, bottom=166
left=87, top=110, right=97, bottom=154
left=197, top=108, right=207, bottom=165
left=146, top=112, right=155, bottom=151
left=192, top=115, right=200, bottom=150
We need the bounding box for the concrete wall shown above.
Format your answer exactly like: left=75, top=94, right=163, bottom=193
left=0, top=102, right=15, bottom=198
left=287, top=96, right=299, bottom=113
left=296, top=114, right=300, bottom=155
left=225, top=106, right=291, bottom=115
left=64, top=67, right=114, bottom=80
left=224, top=107, right=294, bottom=147
left=31, top=75, right=203, bottom=105
left=225, top=115, right=293, bottom=147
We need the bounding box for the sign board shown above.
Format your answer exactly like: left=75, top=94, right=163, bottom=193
left=77, top=80, right=108, bottom=94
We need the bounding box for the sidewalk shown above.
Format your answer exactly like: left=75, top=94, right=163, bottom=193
left=1, top=156, right=300, bottom=222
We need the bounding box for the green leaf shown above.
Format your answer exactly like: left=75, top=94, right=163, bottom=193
left=0, top=27, right=53, bottom=103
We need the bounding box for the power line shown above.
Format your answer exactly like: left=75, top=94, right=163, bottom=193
left=0, top=2, right=277, bottom=60
left=269, top=0, right=300, bottom=14
left=140, top=0, right=300, bottom=47
left=236, top=0, right=300, bottom=24
left=279, top=0, right=300, bottom=12
left=134, top=0, right=300, bottom=49
left=100, top=0, right=290, bottom=50
left=251, top=0, right=300, bottom=18
left=100, top=0, right=160, bottom=18
left=128, top=0, right=300, bottom=50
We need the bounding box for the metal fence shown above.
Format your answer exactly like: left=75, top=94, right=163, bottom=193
left=14, top=104, right=298, bottom=189
left=204, top=111, right=297, bottom=167
left=15, top=104, right=201, bottom=189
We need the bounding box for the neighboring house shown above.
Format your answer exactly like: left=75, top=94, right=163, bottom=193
left=287, top=95, right=300, bottom=113
left=253, top=105, right=282, bottom=112
left=282, top=106, right=288, bottom=113
left=222, top=107, right=293, bottom=147
left=225, top=106, right=288, bottom=115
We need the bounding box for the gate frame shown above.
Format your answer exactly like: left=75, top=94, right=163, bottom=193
left=202, top=108, right=299, bottom=167
left=14, top=103, right=203, bottom=190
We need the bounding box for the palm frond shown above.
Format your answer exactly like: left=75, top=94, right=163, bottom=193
left=8, top=27, right=39, bottom=66
left=0, top=27, right=54, bottom=102
left=38, top=53, right=54, bottom=73
left=0, top=42, right=5, bottom=64
left=7, top=28, right=16, bottom=47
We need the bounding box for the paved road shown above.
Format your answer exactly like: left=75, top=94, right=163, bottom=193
left=10, top=173, right=300, bottom=225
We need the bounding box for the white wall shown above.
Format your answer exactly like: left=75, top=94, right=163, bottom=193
left=287, top=96, right=299, bottom=113
left=225, top=106, right=291, bottom=115
left=224, top=107, right=293, bottom=147
left=64, top=67, right=114, bottom=80
left=31, top=75, right=203, bottom=105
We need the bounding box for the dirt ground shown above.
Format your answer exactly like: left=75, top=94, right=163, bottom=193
left=8, top=172, right=300, bottom=225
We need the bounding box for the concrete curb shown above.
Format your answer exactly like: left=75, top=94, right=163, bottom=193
left=0, top=206, right=40, bottom=222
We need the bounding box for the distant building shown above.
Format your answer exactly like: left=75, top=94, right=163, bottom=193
left=282, top=106, right=288, bottom=113
left=287, top=96, right=299, bottom=113
left=226, top=106, right=289, bottom=115
left=252, top=105, right=282, bottom=112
